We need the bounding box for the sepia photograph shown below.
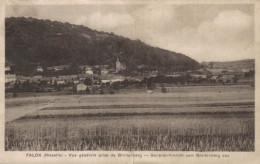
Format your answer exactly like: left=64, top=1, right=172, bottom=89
left=4, top=2, right=255, bottom=153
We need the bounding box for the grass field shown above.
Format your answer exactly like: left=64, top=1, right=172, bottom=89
left=5, top=85, right=255, bottom=151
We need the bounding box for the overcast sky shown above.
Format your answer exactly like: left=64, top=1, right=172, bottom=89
left=6, top=4, right=254, bottom=62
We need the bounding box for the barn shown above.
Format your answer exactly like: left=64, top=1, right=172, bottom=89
left=74, top=83, right=87, bottom=93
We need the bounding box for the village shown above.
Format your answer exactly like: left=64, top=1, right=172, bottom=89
left=5, top=55, right=255, bottom=97
left=3, top=4, right=256, bottom=155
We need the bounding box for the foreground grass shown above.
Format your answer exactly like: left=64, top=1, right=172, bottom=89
left=5, top=113, right=254, bottom=151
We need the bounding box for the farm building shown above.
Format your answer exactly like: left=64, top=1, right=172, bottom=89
left=85, top=67, right=93, bottom=74
left=73, top=80, right=80, bottom=84
left=53, top=66, right=63, bottom=72
left=5, top=74, right=16, bottom=83
left=74, top=83, right=87, bottom=93
left=101, top=68, right=109, bottom=75
left=58, top=75, right=78, bottom=82
left=33, top=75, right=43, bottom=81
left=208, top=69, right=225, bottom=76
left=79, top=74, right=93, bottom=81
left=5, top=66, right=11, bottom=72
left=36, top=66, right=43, bottom=72
left=190, top=74, right=207, bottom=79
left=100, top=75, right=125, bottom=83
left=57, top=80, right=65, bottom=85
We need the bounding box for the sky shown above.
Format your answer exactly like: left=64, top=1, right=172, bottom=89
left=5, top=4, right=255, bottom=62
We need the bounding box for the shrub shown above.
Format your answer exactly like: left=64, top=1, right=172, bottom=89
left=12, top=92, right=18, bottom=98
left=109, top=90, right=115, bottom=94
left=161, top=87, right=167, bottom=93
left=100, top=89, right=104, bottom=95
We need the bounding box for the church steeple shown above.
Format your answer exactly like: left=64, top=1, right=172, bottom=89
left=116, top=52, right=126, bottom=73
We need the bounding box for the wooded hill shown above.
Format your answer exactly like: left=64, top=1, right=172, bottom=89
left=6, top=17, right=199, bottom=75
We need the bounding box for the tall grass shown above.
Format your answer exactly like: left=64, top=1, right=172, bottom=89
left=5, top=114, right=254, bottom=151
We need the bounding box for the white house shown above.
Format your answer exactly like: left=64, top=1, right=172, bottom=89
left=57, top=80, right=65, bottom=85
left=76, top=83, right=87, bottom=92
left=73, top=80, right=80, bottom=84
left=190, top=74, right=207, bottom=79
left=53, top=66, right=63, bottom=72
left=5, top=66, right=11, bottom=72
left=85, top=67, right=93, bottom=74
left=5, top=74, right=16, bottom=83
left=101, top=68, right=109, bottom=76
left=36, top=66, right=43, bottom=72
left=100, top=75, right=125, bottom=83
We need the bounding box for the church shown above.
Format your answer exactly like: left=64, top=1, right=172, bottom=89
left=116, top=56, right=126, bottom=72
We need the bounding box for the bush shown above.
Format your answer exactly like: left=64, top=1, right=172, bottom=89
left=86, top=88, right=90, bottom=94
left=109, top=90, right=115, bottom=94
left=161, top=87, right=167, bottom=93
left=100, top=89, right=104, bottom=95
left=12, top=92, right=18, bottom=98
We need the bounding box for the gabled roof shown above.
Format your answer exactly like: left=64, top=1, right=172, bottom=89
left=100, top=75, right=124, bottom=80
left=78, top=74, right=93, bottom=78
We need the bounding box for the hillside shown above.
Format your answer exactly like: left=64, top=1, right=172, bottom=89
left=5, top=17, right=199, bottom=75
left=202, top=59, right=255, bottom=70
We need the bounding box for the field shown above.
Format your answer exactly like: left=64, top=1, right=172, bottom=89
left=5, top=85, right=255, bottom=151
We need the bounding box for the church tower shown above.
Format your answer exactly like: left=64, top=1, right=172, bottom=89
left=116, top=56, right=121, bottom=72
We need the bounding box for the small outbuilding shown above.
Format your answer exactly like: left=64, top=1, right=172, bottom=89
left=74, top=83, right=87, bottom=93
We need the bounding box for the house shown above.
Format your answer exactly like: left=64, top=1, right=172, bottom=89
left=16, top=75, right=27, bottom=83
left=33, top=75, right=42, bottom=80
left=101, top=68, right=109, bottom=76
left=78, top=74, right=93, bottom=81
left=53, top=66, right=63, bottom=72
left=16, top=76, right=36, bottom=83
left=58, top=75, right=78, bottom=82
left=36, top=66, right=43, bottom=72
left=85, top=67, right=93, bottom=74
left=100, top=75, right=125, bottom=84
left=208, top=69, right=225, bottom=76
left=94, top=64, right=109, bottom=69
left=221, top=72, right=235, bottom=83
left=210, top=75, right=220, bottom=80
left=151, top=70, right=159, bottom=76
left=5, top=74, right=16, bottom=83
left=166, top=74, right=182, bottom=78
left=222, top=72, right=235, bottom=79
left=47, top=67, right=53, bottom=71
left=75, top=83, right=87, bottom=92
left=73, top=80, right=80, bottom=84
left=5, top=61, right=14, bottom=73
left=60, top=65, right=70, bottom=69
left=57, top=80, right=65, bottom=85
left=233, top=71, right=244, bottom=78
left=125, top=76, right=143, bottom=82
left=5, top=66, right=11, bottom=72
left=51, top=77, right=64, bottom=85
left=190, top=74, right=207, bottom=79
left=242, top=68, right=251, bottom=73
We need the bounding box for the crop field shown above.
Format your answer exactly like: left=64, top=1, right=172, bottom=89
left=5, top=85, right=255, bottom=151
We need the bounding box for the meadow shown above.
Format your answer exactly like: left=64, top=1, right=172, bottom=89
left=5, top=113, right=254, bottom=151
left=5, top=85, right=255, bottom=151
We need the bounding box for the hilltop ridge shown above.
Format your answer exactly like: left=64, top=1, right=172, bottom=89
left=6, top=17, right=199, bottom=75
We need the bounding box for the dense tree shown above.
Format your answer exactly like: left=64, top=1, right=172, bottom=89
left=6, top=17, right=199, bottom=76
left=84, top=78, right=93, bottom=86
